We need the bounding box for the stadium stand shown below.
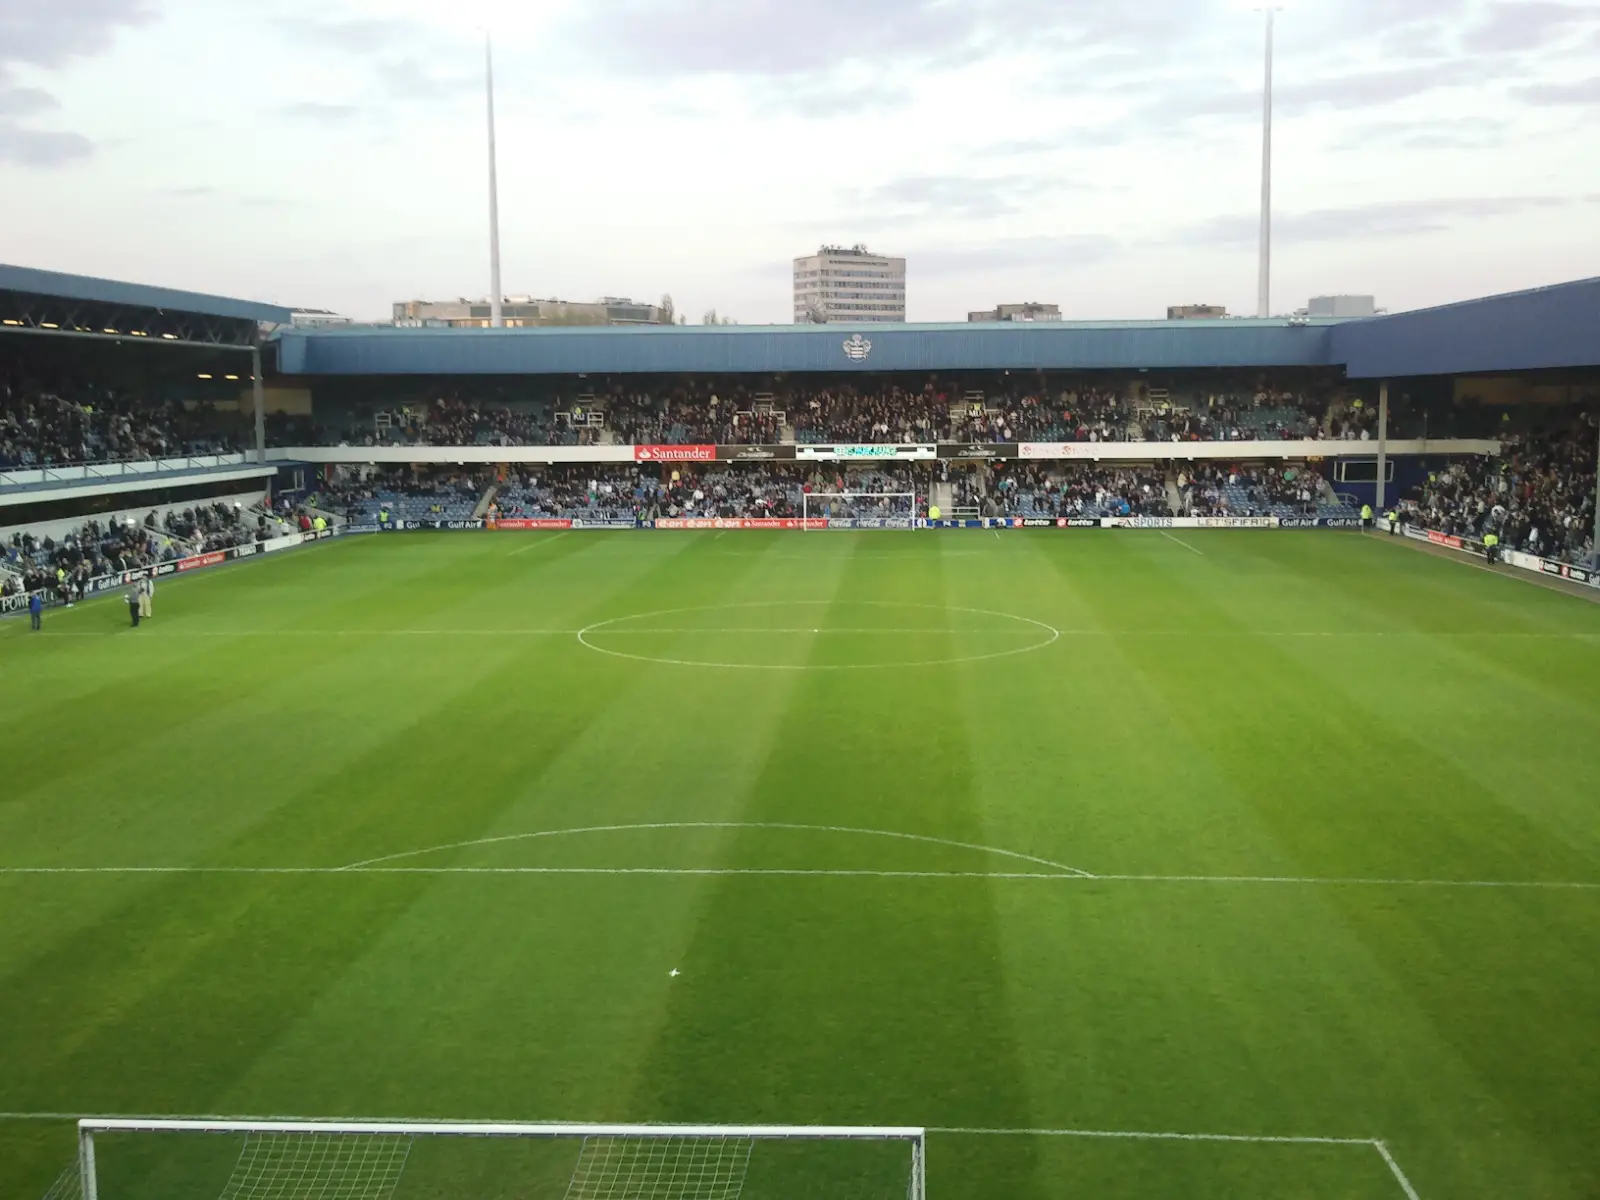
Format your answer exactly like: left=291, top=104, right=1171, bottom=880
left=298, top=375, right=1379, bottom=450
left=0, top=367, right=1508, bottom=465
left=1401, top=410, right=1598, bottom=565
left=326, top=469, right=488, bottom=526
left=991, top=464, right=1173, bottom=519
left=320, top=461, right=1354, bottom=524
left=1, top=502, right=256, bottom=601
left=1176, top=463, right=1348, bottom=519
left=1, top=357, right=242, bottom=466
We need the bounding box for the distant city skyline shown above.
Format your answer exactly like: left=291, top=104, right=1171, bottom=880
left=3, top=0, right=1598, bottom=324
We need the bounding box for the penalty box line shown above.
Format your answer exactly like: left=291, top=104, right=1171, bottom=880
left=0, top=1112, right=1422, bottom=1197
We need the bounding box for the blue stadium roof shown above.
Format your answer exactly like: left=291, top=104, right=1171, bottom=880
left=276, top=318, right=1346, bottom=376
left=1331, top=275, right=1600, bottom=379
left=0, top=263, right=295, bottom=325
left=273, top=275, right=1600, bottom=380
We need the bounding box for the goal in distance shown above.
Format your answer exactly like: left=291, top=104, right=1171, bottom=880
left=800, top=492, right=919, bottom=529
left=55, top=1118, right=928, bottom=1200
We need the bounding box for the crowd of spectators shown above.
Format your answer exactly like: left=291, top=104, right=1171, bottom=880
left=1404, top=414, right=1597, bottom=565
left=1178, top=464, right=1327, bottom=517
left=305, top=459, right=1365, bottom=526
left=0, top=380, right=240, bottom=467
left=311, top=468, right=486, bottom=524
left=376, top=400, right=575, bottom=448
left=492, top=464, right=924, bottom=522
left=991, top=464, right=1173, bottom=519
left=306, top=376, right=1361, bottom=450
left=1, top=503, right=255, bottom=601
left=0, top=368, right=1480, bottom=466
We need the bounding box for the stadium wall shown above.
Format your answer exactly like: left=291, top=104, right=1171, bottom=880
left=372, top=515, right=1361, bottom=532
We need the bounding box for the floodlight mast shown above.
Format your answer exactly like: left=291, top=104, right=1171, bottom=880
left=1592, top=416, right=1599, bottom=567
left=1256, top=6, right=1280, bottom=319
left=485, top=32, right=504, bottom=329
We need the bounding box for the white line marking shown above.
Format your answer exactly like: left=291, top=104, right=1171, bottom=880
left=1374, top=1141, right=1423, bottom=1200
left=1089, top=873, right=1600, bottom=889
left=0, top=1112, right=1383, bottom=1148
left=26, top=628, right=1598, bottom=640
left=341, top=820, right=1094, bottom=875
left=509, top=531, right=572, bottom=555
left=576, top=600, right=1060, bottom=670
left=36, top=629, right=583, bottom=637
left=1159, top=530, right=1205, bottom=556
left=932, top=1126, right=1375, bottom=1146
left=0, top=866, right=1083, bottom=879
left=593, top=628, right=1043, bottom=635
left=711, top=551, right=982, bottom=559
left=1, top=865, right=1592, bottom=889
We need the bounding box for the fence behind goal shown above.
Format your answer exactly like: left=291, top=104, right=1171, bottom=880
left=47, top=1119, right=926, bottom=1200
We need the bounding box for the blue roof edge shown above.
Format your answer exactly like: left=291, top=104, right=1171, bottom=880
left=0, top=263, right=296, bottom=325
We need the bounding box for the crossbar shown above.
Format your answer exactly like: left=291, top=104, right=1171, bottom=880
left=78, top=1118, right=925, bottom=1140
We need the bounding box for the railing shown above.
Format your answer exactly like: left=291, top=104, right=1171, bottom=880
left=0, top=453, right=258, bottom=491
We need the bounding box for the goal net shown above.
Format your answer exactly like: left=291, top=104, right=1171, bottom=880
left=50, top=1119, right=926, bottom=1200
left=801, top=492, right=918, bottom=529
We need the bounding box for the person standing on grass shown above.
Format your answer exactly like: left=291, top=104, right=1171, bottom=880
left=126, top=585, right=142, bottom=628
left=138, top=577, right=152, bottom=620
left=29, top=590, right=42, bottom=631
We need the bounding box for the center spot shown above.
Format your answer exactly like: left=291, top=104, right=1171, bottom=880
left=576, top=601, right=1059, bottom=670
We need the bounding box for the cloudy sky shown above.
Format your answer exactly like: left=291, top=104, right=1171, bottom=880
left=2, top=0, right=1598, bottom=323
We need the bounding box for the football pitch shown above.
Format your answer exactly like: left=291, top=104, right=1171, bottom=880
left=2, top=529, right=1598, bottom=1199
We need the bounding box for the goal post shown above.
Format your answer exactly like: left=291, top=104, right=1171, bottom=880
left=801, top=492, right=919, bottom=529
left=64, top=1118, right=927, bottom=1200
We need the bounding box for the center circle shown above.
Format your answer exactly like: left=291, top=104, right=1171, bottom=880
left=575, top=601, right=1060, bottom=670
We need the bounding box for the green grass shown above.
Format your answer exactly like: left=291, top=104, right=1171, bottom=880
left=2, top=529, right=1598, bottom=1199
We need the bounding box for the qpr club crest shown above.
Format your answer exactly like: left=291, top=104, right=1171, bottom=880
left=842, top=333, right=872, bottom=361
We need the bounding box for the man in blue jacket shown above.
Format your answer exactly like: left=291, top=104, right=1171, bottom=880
left=29, top=590, right=42, bottom=631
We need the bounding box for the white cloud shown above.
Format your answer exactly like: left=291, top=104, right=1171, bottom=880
left=1, top=0, right=1598, bottom=322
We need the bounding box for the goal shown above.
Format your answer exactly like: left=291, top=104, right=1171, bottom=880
left=53, top=1118, right=927, bottom=1200
left=801, top=492, right=918, bottom=529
